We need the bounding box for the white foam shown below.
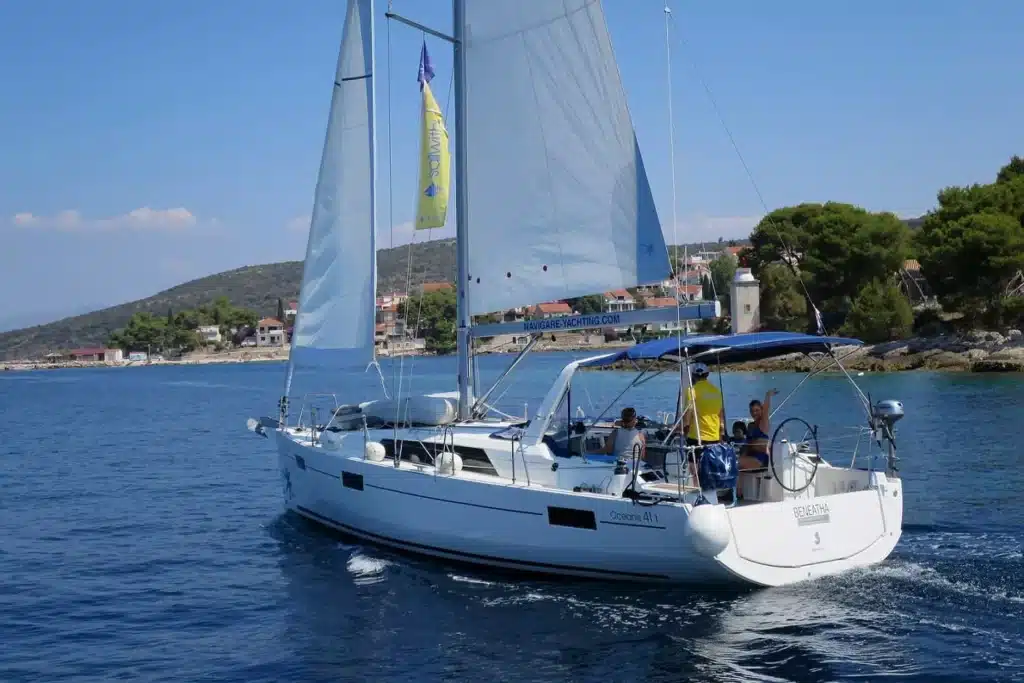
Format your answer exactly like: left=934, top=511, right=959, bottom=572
left=345, top=552, right=391, bottom=585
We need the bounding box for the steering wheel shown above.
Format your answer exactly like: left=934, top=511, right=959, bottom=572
left=769, top=417, right=821, bottom=493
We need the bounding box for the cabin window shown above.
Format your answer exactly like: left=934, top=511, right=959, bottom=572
left=341, top=471, right=363, bottom=491
left=379, top=439, right=498, bottom=477
left=547, top=506, right=597, bottom=530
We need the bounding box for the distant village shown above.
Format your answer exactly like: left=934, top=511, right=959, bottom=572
left=30, top=244, right=935, bottom=367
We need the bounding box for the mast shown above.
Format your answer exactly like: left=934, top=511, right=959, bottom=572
left=453, top=0, right=473, bottom=419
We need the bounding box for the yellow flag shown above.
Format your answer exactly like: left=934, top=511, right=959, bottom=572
left=415, top=81, right=450, bottom=229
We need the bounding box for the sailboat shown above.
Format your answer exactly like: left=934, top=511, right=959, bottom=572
left=247, top=0, right=905, bottom=587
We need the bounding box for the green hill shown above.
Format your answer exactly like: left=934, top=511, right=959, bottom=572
left=0, top=238, right=457, bottom=361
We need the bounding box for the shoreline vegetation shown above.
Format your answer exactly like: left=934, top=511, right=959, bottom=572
left=4, top=329, right=1023, bottom=373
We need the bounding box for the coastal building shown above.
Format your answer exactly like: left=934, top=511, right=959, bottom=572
left=197, top=325, right=222, bottom=344
left=900, top=259, right=935, bottom=303
left=377, top=292, right=408, bottom=308
left=379, top=337, right=427, bottom=356
left=530, top=301, right=573, bottom=319
left=643, top=297, right=689, bottom=335
left=67, top=348, right=123, bottom=362
left=725, top=245, right=746, bottom=261
left=603, top=289, right=635, bottom=313
left=677, top=284, right=703, bottom=302
left=502, top=307, right=527, bottom=323
left=731, top=268, right=761, bottom=334
left=256, top=318, right=286, bottom=347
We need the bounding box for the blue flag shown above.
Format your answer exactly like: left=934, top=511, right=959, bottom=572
left=417, top=41, right=435, bottom=90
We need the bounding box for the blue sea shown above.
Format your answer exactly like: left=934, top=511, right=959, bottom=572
left=1, top=353, right=1022, bottom=682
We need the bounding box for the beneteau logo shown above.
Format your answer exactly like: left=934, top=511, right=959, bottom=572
left=793, top=502, right=830, bottom=526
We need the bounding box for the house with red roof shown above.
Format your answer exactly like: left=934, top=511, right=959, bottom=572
left=530, top=301, right=573, bottom=318
left=603, top=289, right=635, bottom=313
left=257, top=318, right=285, bottom=347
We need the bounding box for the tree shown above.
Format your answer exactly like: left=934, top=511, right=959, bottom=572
left=700, top=274, right=714, bottom=302
left=567, top=294, right=604, bottom=315
left=915, top=162, right=1024, bottom=326
left=996, top=155, right=1024, bottom=184
left=759, top=263, right=807, bottom=332
left=108, top=300, right=258, bottom=353
left=399, top=288, right=457, bottom=354
left=108, top=312, right=168, bottom=353
left=277, top=298, right=286, bottom=323
left=746, top=202, right=911, bottom=316
left=707, top=253, right=737, bottom=312
left=841, top=279, right=913, bottom=343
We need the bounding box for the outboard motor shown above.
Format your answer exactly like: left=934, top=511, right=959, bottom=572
left=870, top=399, right=904, bottom=473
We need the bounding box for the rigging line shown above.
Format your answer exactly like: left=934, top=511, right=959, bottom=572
left=671, top=27, right=825, bottom=331
left=386, top=10, right=398, bottom=400
left=663, top=7, right=719, bottom=326
left=663, top=2, right=685, bottom=342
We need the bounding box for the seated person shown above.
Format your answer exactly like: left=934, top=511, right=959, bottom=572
left=597, top=407, right=646, bottom=460
left=739, top=389, right=779, bottom=471
left=730, top=420, right=748, bottom=451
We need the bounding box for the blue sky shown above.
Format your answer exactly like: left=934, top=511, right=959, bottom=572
left=1, top=0, right=1021, bottom=328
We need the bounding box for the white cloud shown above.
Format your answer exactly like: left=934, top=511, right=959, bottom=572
left=286, top=214, right=310, bottom=232
left=10, top=207, right=200, bottom=231
left=13, top=212, right=39, bottom=226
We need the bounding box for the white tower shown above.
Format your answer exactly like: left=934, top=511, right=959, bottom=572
left=730, top=268, right=760, bottom=334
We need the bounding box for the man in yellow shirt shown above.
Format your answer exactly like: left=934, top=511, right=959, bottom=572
left=679, top=361, right=726, bottom=453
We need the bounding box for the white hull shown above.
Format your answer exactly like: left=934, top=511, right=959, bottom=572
left=273, top=427, right=903, bottom=587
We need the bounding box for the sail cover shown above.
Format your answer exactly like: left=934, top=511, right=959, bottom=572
left=463, top=0, right=671, bottom=317
left=291, top=0, right=377, bottom=369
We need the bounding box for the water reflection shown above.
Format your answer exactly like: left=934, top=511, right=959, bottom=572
left=270, top=511, right=927, bottom=682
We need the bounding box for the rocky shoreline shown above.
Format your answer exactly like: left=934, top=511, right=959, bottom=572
left=585, top=329, right=1024, bottom=374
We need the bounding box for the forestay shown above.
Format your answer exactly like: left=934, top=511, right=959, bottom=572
left=463, top=0, right=671, bottom=316
left=291, top=0, right=377, bottom=369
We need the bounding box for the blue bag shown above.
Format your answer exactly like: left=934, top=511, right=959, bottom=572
left=698, top=442, right=738, bottom=491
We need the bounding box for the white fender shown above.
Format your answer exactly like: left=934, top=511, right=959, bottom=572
left=685, top=503, right=731, bottom=557
left=364, top=441, right=387, bottom=462
left=436, top=451, right=463, bottom=475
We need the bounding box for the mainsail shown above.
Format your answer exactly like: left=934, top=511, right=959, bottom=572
left=290, top=0, right=377, bottom=369
left=462, top=0, right=672, bottom=317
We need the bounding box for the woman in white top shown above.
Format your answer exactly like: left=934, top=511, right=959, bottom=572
left=598, top=407, right=646, bottom=460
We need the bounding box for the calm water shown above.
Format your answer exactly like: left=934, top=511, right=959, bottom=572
left=1, top=353, right=1022, bottom=683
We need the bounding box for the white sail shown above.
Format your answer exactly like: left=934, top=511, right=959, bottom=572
left=462, top=0, right=671, bottom=317
left=290, top=0, right=377, bottom=369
